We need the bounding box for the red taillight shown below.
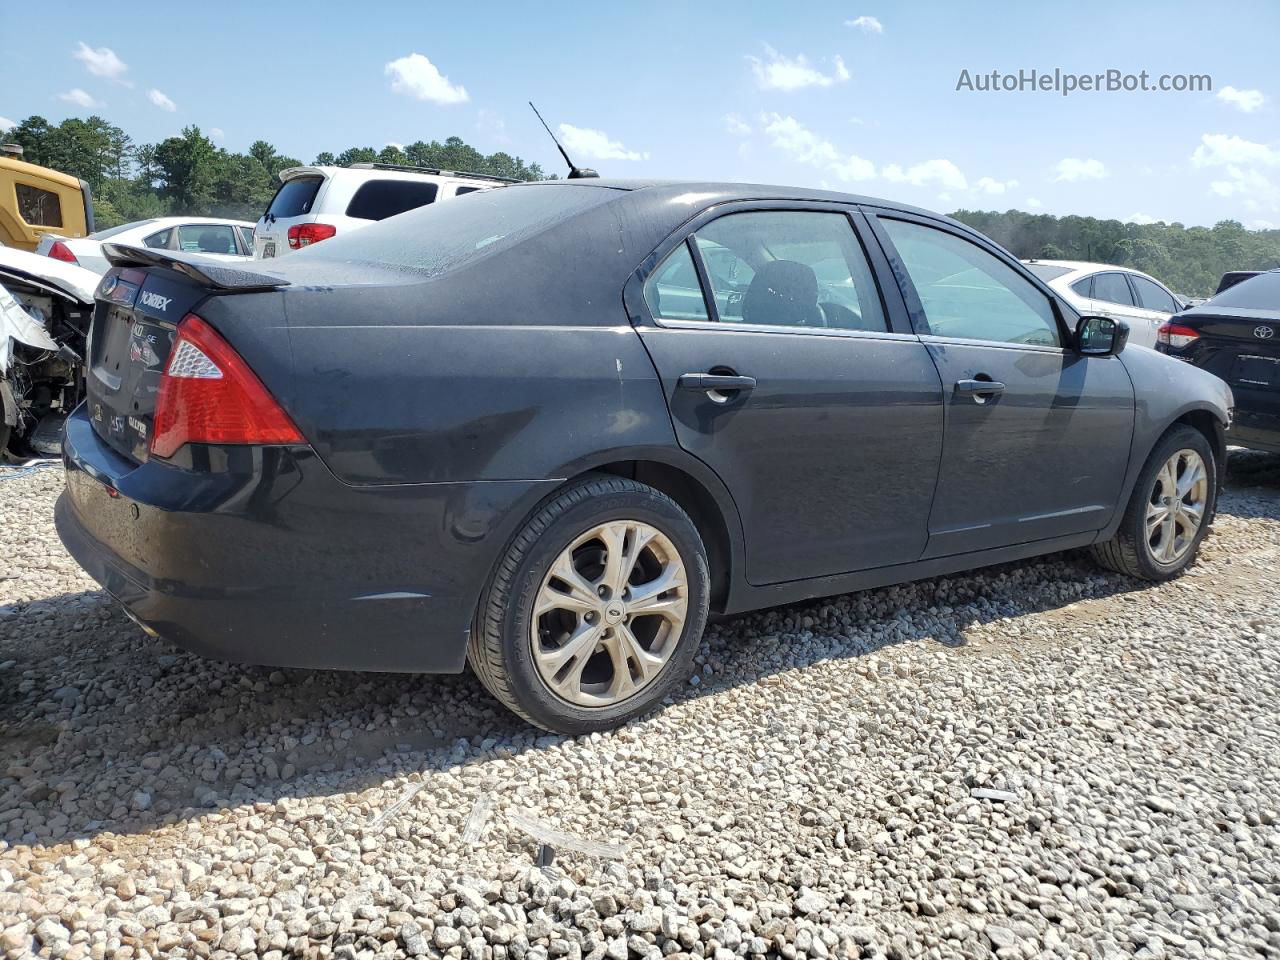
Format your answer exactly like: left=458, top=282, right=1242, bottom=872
left=48, top=240, right=79, bottom=264
left=287, top=223, right=337, bottom=249
left=1157, top=322, right=1200, bottom=350
left=150, top=313, right=304, bottom=459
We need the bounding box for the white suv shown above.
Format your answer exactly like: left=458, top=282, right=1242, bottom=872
left=252, top=163, right=517, bottom=258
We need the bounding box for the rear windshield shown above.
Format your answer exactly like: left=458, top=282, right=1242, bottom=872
left=299, top=183, right=617, bottom=277
left=1025, top=263, right=1072, bottom=282
left=92, top=219, right=156, bottom=240
left=1205, top=271, right=1280, bottom=310
left=267, top=176, right=323, bottom=218
left=345, top=179, right=438, bottom=221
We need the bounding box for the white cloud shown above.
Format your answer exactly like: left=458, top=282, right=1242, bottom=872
left=147, top=88, right=176, bottom=112
left=0, top=116, right=14, bottom=131
left=384, top=53, right=469, bottom=104
left=1025, top=197, right=1044, bottom=209
left=884, top=158, right=968, bottom=191
left=58, top=88, right=102, bottom=109
left=476, top=109, right=508, bottom=143
left=725, top=114, right=751, bottom=136
left=1053, top=157, right=1108, bottom=182
left=385, top=141, right=405, bottom=151
left=1128, top=213, right=1159, bottom=225
left=1250, top=219, right=1277, bottom=230
left=760, top=113, right=875, bottom=181
left=845, top=15, right=883, bottom=33
left=748, top=47, right=850, bottom=92
left=1217, top=86, right=1266, bottom=113
left=557, top=123, right=647, bottom=162
left=209, top=127, right=225, bottom=142
left=975, top=176, right=1019, bottom=195
left=72, top=42, right=128, bottom=82
left=1190, top=133, right=1279, bottom=169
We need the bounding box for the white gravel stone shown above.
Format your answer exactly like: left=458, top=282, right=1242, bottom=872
left=2, top=452, right=1280, bottom=959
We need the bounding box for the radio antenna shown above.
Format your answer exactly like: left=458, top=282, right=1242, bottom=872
left=529, top=102, right=598, bottom=179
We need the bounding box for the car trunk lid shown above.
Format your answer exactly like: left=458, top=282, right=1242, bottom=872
left=86, top=243, right=290, bottom=462
left=1180, top=307, right=1279, bottom=417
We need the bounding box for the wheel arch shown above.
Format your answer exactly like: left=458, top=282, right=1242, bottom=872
left=549, top=447, right=744, bottom=612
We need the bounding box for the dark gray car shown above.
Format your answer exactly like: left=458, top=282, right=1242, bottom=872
left=56, top=180, right=1234, bottom=733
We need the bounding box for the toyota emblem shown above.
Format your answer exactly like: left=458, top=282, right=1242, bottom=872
left=1255, top=325, right=1276, bottom=340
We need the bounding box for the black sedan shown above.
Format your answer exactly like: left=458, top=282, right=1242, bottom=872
left=56, top=181, right=1233, bottom=733
left=1157, top=269, right=1279, bottom=453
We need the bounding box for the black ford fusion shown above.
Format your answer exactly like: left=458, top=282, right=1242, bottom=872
left=57, top=180, right=1233, bottom=733
left=1157, top=269, right=1279, bottom=454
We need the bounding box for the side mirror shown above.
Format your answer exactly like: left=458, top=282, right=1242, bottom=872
left=1075, top=315, right=1128, bottom=356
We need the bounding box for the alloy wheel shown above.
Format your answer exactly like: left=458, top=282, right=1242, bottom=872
left=531, top=521, right=689, bottom=708
left=1146, top=448, right=1208, bottom=565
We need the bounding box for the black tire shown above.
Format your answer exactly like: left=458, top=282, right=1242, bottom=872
left=1091, top=425, right=1216, bottom=581
left=468, top=475, right=710, bottom=733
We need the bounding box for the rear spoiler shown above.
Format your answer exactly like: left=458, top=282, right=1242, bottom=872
left=103, top=243, right=291, bottom=292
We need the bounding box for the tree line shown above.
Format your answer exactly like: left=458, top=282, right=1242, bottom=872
left=4, top=115, right=550, bottom=229
left=6, top=115, right=1279, bottom=296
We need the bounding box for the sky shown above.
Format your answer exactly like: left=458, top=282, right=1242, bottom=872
left=1, top=0, right=1278, bottom=229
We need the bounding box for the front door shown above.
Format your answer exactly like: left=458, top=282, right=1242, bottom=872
left=630, top=207, right=945, bottom=585
left=869, top=213, right=1135, bottom=557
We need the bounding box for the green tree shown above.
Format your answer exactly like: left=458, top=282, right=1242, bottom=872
left=152, top=126, right=218, bottom=214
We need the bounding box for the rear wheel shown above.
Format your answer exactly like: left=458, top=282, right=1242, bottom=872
left=469, top=476, right=710, bottom=733
left=1091, top=425, right=1216, bottom=580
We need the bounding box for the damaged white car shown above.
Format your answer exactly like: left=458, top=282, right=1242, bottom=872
left=0, top=247, right=97, bottom=459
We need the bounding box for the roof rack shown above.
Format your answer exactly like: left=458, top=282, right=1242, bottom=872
left=347, top=162, right=521, bottom=184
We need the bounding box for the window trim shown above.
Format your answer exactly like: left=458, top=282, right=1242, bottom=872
left=625, top=199, right=910, bottom=340
left=864, top=208, right=1072, bottom=353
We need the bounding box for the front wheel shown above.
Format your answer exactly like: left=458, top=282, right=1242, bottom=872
left=469, top=476, right=710, bottom=733
left=1091, top=425, right=1216, bottom=581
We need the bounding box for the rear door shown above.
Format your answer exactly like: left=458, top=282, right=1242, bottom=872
left=867, top=211, right=1134, bottom=556
left=628, top=203, right=945, bottom=585
left=1129, top=274, right=1180, bottom=347
left=255, top=173, right=326, bottom=259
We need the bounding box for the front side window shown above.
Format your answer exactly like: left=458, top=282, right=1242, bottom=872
left=15, top=183, right=62, bottom=227
left=643, top=243, right=708, bottom=322
left=178, top=225, right=238, bottom=255
left=345, top=180, right=439, bottom=221
left=1092, top=272, right=1134, bottom=306
left=880, top=218, right=1060, bottom=347
left=1131, top=275, right=1178, bottom=313
left=693, top=211, right=886, bottom=331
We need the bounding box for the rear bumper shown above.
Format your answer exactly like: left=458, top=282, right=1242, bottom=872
left=56, top=406, right=559, bottom=672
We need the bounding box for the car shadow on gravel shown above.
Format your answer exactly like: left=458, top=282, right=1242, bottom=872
left=1, top=545, right=1164, bottom=850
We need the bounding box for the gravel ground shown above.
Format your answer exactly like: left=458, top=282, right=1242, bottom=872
left=1, top=453, right=1278, bottom=960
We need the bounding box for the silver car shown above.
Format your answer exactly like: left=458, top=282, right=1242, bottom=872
left=1024, top=259, right=1185, bottom=349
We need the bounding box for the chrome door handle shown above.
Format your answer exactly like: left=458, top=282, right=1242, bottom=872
left=955, top=378, right=1005, bottom=399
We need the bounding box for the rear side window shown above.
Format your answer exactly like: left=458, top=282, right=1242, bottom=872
left=1071, top=276, right=1093, bottom=297
left=178, top=224, right=238, bottom=255
left=455, top=186, right=483, bottom=196
left=238, top=226, right=254, bottom=250
left=1092, top=272, right=1134, bottom=306
left=143, top=229, right=172, bottom=249
left=1131, top=275, right=1178, bottom=313
left=345, top=180, right=439, bottom=221
left=16, top=183, right=62, bottom=227
left=644, top=243, right=708, bottom=322
left=694, top=211, right=887, bottom=331
left=267, top=176, right=323, bottom=218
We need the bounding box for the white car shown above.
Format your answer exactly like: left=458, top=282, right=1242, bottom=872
left=1023, top=259, right=1186, bottom=349
left=252, top=163, right=516, bottom=258
left=34, top=216, right=256, bottom=275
